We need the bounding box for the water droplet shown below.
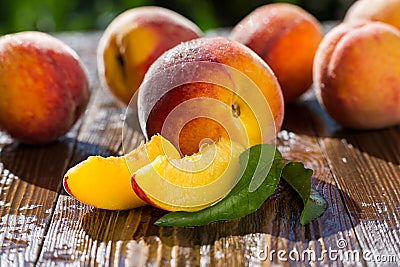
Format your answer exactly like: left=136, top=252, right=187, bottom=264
left=19, top=204, right=43, bottom=212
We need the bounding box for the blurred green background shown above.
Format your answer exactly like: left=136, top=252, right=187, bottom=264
left=0, top=0, right=356, bottom=34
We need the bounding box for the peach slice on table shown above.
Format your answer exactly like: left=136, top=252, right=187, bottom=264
left=131, top=137, right=245, bottom=212
left=63, top=134, right=180, bottom=210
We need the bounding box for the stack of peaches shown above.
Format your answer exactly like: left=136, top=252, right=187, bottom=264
left=0, top=0, right=399, bottom=213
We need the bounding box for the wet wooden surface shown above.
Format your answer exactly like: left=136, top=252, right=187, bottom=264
left=1, top=26, right=400, bottom=266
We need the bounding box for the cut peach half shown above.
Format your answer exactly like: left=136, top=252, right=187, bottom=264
left=131, top=137, right=245, bottom=212
left=63, top=134, right=180, bottom=210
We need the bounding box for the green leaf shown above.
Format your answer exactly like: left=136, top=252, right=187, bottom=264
left=154, top=144, right=327, bottom=227
left=280, top=162, right=327, bottom=225
left=155, top=144, right=281, bottom=227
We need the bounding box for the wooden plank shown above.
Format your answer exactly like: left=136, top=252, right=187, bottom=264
left=0, top=139, right=74, bottom=266
left=36, top=30, right=368, bottom=266
left=305, top=96, right=400, bottom=264
left=37, top=70, right=366, bottom=266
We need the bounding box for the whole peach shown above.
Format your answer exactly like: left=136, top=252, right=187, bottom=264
left=0, top=31, right=90, bottom=144
left=137, top=37, right=284, bottom=156
left=97, top=6, right=202, bottom=105
left=231, top=3, right=323, bottom=102
left=344, top=0, right=400, bottom=30
left=313, top=22, right=400, bottom=129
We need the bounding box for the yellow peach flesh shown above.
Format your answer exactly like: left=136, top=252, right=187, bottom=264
left=63, top=135, right=180, bottom=210
left=132, top=138, right=245, bottom=212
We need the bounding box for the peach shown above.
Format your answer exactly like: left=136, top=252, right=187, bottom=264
left=230, top=3, right=323, bottom=102
left=132, top=137, right=244, bottom=212
left=63, top=134, right=180, bottom=210
left=137, top=37, right=284, bottom=156
left=344, top=0, right=400, bottom=30
left=0, top=31, right=90, bottom=144
left=97, top=6, right=202, bottom=105
left=313, top=22, right=400, bottom=129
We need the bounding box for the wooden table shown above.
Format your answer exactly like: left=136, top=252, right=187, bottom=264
left=0, top=28, right=399, bottom=266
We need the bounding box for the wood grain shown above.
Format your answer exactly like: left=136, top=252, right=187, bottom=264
left=0, top=138, right=75, bottom=266
left=305, top=97, right=400, bottom=263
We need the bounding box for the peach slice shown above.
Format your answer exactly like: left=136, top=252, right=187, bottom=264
left=131, top=137, right=245, bottom=212
left=63, top=134, right=180, bottom=210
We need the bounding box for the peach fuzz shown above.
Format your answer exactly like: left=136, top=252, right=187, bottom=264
left=97, top=6, right=202, bottom=105
left=137, top=37, right=284, bottom=156
left=0, top=31, right=89, bottom=144
left=313, top=22, right=400, bottom=129
left=230, top=3, right=323, bottom=102
left=344, top=0, right=400, bottom=30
